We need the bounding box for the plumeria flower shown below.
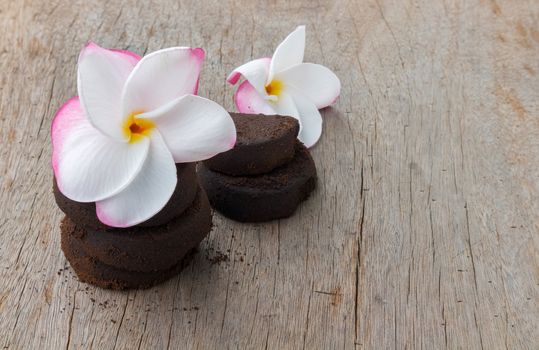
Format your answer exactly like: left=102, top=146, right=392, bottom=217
left=227, top=25, right=340, bottom=148
left=52, top=43, right=236, bottom=228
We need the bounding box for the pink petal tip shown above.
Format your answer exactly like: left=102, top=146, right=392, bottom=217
left=51, top=96, right=81, bottom=176
left=191, top=47, right=205, bottom=62
left=227, top=71, right=241, bottom=85
left=96, top=204, right=126, bottom=228
left=84, top=41, right=99, bottom=50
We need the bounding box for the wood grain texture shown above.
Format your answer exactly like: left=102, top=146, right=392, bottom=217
left=1, top=0, right=538, bottom=349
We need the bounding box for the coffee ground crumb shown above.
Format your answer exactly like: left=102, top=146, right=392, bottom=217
left=207, top=251, right=229, bottom=265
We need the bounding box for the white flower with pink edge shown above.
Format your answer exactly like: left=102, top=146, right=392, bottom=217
left=52, top=43, right=236, bottom=228
left=227, top=25, right=341, bottom=148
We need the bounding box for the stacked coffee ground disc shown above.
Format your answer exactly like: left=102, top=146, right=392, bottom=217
left=54, top=163, right=212, bottom=290
left=198, top=113, right=317, bottom=222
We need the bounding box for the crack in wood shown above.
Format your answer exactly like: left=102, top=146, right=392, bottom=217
left=112, top=296, right=129, bottom=350
left=65, top=290, right=77, bottom=350
left=302, top=284, right=313, bottom=350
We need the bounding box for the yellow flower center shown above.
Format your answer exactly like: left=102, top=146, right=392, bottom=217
left=265, top=79, right=283, bottom=97
left=123, top=113, right=155, bottom=143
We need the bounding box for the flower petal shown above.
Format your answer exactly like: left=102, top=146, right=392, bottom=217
left=122, top=47, right=204, bottom=115
left=140, top=94, right=236, bottom=163
left=271, top=92, right=322, bottom=147
left=96, top=131, right=176, bottom=228
left=77, top=42, right=138, bottom=140
left=268, top=25, right=305, bottom=83
left=234, top=80, right=276, bottom=115
left=110, top=49, right=142, bottom=64
left=278, top=63, right=341, bottom=109
left=273, top=92, right=299, bottom=119
left=52, top=97, right=149, bottom=202
left=227, top=57, right=271, bottom=94
left=292, top=93, right=322, bottom=148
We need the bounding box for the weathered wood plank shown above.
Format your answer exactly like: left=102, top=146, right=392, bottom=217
left=0, top=0, right=537, bottom=349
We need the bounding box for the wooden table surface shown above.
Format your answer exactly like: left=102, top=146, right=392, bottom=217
left=1, top=0, right=538, bottom=349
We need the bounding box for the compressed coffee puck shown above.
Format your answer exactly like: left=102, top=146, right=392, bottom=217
left=54, top=162, right=198, bottom=230
left=62, top=186, right=212, bottom=272
left=61, top=228, right=197, bottom=290
left=198, top=141, right=317, bottom=222
left=204, top=113, right=299, bottom=176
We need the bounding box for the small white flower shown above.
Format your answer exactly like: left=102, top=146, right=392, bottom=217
left=227, top=25, right=341, bottom=147
left=52, top=43, right=236, bottom=228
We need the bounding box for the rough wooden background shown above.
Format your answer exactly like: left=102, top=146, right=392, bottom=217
left=1, top=0, right=538, bottom=349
